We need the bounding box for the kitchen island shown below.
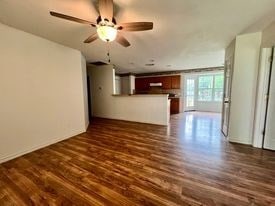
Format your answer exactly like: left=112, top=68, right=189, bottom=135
left=88, top=65, right=171, bottom=126
left=112, top=94, right=170, bottom=125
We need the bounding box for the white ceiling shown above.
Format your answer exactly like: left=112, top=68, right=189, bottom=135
left=1, top=0, right=275, bottom=73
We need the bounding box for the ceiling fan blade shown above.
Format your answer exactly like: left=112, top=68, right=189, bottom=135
left=116, top=34, right=130, bottom=47
left=50, top=11, right=96, bottom=26
left=118, top=22, right=153, bottom=31
left=99, top=0, right=114, bottom=21
left=84, top=33, right=98, bottom=43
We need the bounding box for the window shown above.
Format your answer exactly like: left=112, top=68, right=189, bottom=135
left=214, top=74, right=224, bottom=101
left=198, top=74, right=224, bottom=102
left=186, top=79, right=195, bottom=107
left=198, top=76, right=213, bottom=101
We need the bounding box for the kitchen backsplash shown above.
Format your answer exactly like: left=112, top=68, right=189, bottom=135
left=162, top=89, right=181, bottom=95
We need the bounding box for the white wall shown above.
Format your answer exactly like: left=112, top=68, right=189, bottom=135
left=228, top=32, right=262, bottom=145
left=118, top=75, right=135, bottom=95
left=112, top=95, right=170, bottom=125
left=121, top=76, right=130, bottom=94
left=81, top=55, right=89, bottom=129
left=115, top=75, right=121, bottom=95
left=262, top=21, right=275, bottom=48
left=129, top=75, right=135, bottom=94
left=196, top=101, right=222, bottom=113
left=88, top=65, right=170, bottom=125
left=88, top=65, right=115, bottom=117
left=0, top=23, right=88, bottom=163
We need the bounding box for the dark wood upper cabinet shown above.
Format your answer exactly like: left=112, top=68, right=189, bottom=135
left=150, top=77, right=161, bottom=83
left=135, top=78, right=149, bottom=91
left=135, top=78, right=142, bottom=91
left=135, top=75, right=181, bottom=92
left=160, top=76, right=172, bottom=89
left=171, top=75, right=181, bottom=89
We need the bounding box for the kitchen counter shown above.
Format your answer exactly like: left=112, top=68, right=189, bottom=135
left=110, top=94, right=170, bottom=125
left=168, top=96, right=181, bottom=99
left=112, top=94, right=169, bottom=97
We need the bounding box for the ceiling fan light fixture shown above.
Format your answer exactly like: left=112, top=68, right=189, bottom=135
left=97, top=25, right=117, bottom=42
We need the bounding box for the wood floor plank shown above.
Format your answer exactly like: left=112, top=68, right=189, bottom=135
left=57, top=138, right=270, bottom=204
left=60, top=132, right=275, bottom=200
left=0, top=112, right=275, bottom=205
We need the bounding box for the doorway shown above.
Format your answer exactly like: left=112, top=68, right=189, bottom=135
left=183, top=72, right=224, bottom=113
left=221, top=57, right=233, bottom=137
left=254, top=47, right=275, bottom=151
left=184, top=76, right=196, bottom=111
left=263, top=47, right=275, bottom=150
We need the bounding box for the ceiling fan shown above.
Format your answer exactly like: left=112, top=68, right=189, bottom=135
left=50, top=0, right=153, bottom=47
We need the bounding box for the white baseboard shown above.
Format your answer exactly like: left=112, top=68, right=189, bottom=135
left=229, top=137, right=252, bottom=145
left=0, top=130, right=85, bottom=164
left=85, top=121, right=90, bottom=130
left=93, top=115, right=168, bottom=126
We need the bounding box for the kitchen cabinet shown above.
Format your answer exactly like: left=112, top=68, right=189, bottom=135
left=160, top=76, right=172, bottom=89
left=171, top=75, right=181, bottom=89
left=170, top=98, right=180, bottom=114
left=135, top=78, right=143, bottom=91
left=150, top=77, right=161, bottom=83
left=135, top=75, right=181, bottom=92
left=135, top=78, right=149, bottom=91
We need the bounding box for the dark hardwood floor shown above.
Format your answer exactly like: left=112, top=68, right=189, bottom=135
left=0, top=112, right=275, bottom=205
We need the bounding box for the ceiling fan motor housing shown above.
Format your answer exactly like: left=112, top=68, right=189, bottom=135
left=96, top=16, right=117, bottom=25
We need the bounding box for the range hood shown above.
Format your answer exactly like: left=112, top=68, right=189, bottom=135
left=150, top=83, right=162, bottom=87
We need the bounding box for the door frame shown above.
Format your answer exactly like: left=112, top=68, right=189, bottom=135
left=253, top=47, right=273, bottom=148
left=263, top=47, right=275, bottom=149
left=183, top=75, right=196, bottom=111
left=87, top=76, right=93, bottom=121
left=221, top=56, right=234, bottom=137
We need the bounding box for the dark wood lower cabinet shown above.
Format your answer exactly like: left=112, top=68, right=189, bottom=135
left=170, top=98, right=180, bottom=114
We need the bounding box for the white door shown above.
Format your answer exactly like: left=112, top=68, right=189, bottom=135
left=253, top=48, right=272, bottom=148
left=264, top=50, right=275, bottom=150
left=184, top=76, right=196, bottom=111
left=222, top=57, right=233, bottom=137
